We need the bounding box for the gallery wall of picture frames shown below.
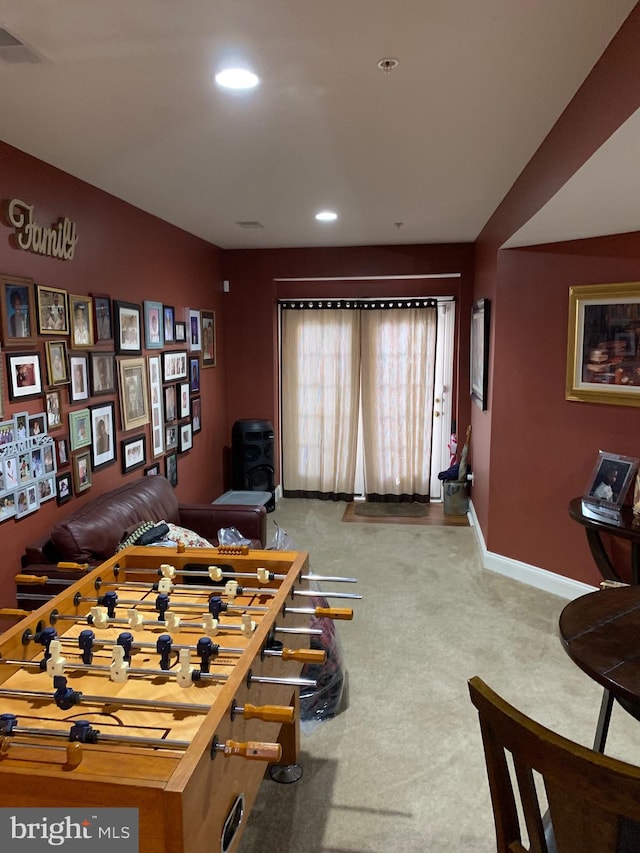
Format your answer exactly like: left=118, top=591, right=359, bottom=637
left=0, top=274, right=212, bottom=524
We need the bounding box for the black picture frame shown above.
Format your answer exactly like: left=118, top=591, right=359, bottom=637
left=471, top=297, right=490, bottom=411
left=163, top=305, right=175, bottom=343
left=113, top=300, right=142, bottom=355
left=89, top=352, right=116, bottom=396
left=7, top=351, right=42, bottom=401
left=56, top=470, right=73, bottom=505
left=174, top=321, right=186, bottom=343
left=144, top=462, right=160, bottom=476
left=90, top=401, right=116, bottom=472
left=165, top=451, right=178, bottom=487
left=121, top=434, right=147, bottom=474
left=93, top=294, right=113, bottom=343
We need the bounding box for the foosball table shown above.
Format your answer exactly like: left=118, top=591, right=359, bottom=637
left=0, top=546, right=358, bottom=852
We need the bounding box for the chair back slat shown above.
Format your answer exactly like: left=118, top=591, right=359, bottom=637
left=469, top=676, right=640, bottom=853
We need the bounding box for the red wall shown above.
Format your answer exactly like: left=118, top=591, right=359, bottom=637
left=0, top=142, right=223, bottom=607
left=221, top=244, right=475, bottom=483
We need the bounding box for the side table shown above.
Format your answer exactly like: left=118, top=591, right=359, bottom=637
left=569, top=497, right=640, bottom=584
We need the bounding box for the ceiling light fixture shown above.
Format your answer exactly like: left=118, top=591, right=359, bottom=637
left=315, top=211, right=338, bottom=222
left=215, top=68, right=260, bottom=90
left=377, top=57, right=399, bottom=73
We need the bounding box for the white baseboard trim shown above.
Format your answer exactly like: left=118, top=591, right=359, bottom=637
left=467, top=501, right=596, bottom=601
left=274, top=484, right=283, bottom=502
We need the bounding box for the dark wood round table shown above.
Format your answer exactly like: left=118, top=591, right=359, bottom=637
left=559, top=584, right=640, bottom=750
left=568, top=497, right=640, bottom=584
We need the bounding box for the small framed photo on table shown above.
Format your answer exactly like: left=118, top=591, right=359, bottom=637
left=7, top=352, right=42, bottom=401
left=583, top=450, right=639, bottom=520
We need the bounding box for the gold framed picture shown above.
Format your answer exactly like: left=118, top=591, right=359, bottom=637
left=118, top=356, right=150, bottom=432
left=69, top=294, right=94, bottom=349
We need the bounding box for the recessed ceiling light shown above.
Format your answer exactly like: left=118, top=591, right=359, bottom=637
left=215, top=68, right=260, bottom=90
left=315, top=210, right=338, bottom=222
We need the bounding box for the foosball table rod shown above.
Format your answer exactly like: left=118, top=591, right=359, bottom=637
left=114, top=563, right=358, bottom=585
left=93, top=578, right=363, bottom=601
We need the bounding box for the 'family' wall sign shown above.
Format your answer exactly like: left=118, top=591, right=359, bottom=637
left=3, top=198, right=78, bottom=261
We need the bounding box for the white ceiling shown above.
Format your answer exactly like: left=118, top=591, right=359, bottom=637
left=0, top=0, right=635, bottom=250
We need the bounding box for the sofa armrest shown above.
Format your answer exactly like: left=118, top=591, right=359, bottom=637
left=178, top=503, right=268, bottom=548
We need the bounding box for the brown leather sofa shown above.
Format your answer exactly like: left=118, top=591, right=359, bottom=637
left=18, top=476, right=267, bottom=608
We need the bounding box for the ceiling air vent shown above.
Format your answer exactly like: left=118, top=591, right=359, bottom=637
left=0, top=28, right=43, bottom=64
left=236, top=221, right=265, bottom=229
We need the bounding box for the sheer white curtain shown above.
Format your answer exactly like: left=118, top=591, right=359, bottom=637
left=281, top=299, right=438, bottom=501
left=281, top=306, right=361, bottom=499
left=360, top=303, right=438, bottom=501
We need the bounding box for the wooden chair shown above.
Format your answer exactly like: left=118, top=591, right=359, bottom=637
left=468, top=676, right=640, bottom=853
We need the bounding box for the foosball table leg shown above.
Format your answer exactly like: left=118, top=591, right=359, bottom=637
left=269, top=689, right=303, bottom=784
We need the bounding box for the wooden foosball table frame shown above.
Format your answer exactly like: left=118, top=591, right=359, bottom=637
left=0, top=545, right=339, bottom=853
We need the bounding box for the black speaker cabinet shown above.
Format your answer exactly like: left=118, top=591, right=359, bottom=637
left=231, top=419, right=275, bottom=511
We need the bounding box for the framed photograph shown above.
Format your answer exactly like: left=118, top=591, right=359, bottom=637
left=69, top=408, right=91, bottom=451
left=191, top=397, right=201, bottom=434
left=18, top=451, right=32, bottom=484
left=7, top=352, right=42, bottom=401
left=583, top=451, right=639, bottom=515
left=162, top=350, right=188, bottom=382
left=118, top=357, right=150, bottom=432
left=45, top=390, right=63, bottom=431
left=38, top=473, right=56, bottom=503
left=179, top=381, right=190, bottom=419
left=0, top=492, right=16, bottom=522
left=14, top=412, right=28, bottom=440
left=145, top=462, right=160, bottom=476
left=566, top=282, right=640, bottom=407
left=201, top=310, right=216, bottom=368
left=69, top=353, right=89, bottom=403
left=42, top=442, right=56, bottom=475
left=189, top=357, right=200, bottom=392
left=73, top=450, right=92, bottom=494
left=189, top=309, right=201, bottom=352
left=69, top=294, right=94, bottom=349
left=89, top=352, right=116, bottom=396
left=148, top=355, right=164, bottom=458
left=144, top=300, right=164, bottom=349
left=179, top=421, right=193, bottom=453
left=165, top=423, right=178, bottom=451
left=163, top=305, right=175, bottom=344
left=121, top=434, right=146, bottom=474
left=36, top=284, right=69, bottom=335
left=31, top=446, right=44, bottom=478
left=114, top=300, right=142, bottom=355
left=0, top=419, right=15, bottom=445
left=4, top=455, right=18, bottom=491
left=57, top=437, right=69, bottom=468
left=175, top=321, right=186, bottom=343
left=28, top=412, right=46, bottom=437
left=165, top=451, right=178, bottom=487
left=56, top=470, right=73, bottom=505
left=164, top=383, right=177, bottom=423
left=16, top=485, right=38, bottom=518
left=45, top=340, right=70, bottom=387
left=471, top=298, right=490, bottom=411
left=93, top=294, right=113, bottom=343
left=90, top=401, right=116, bottom=471
left=0, top=274, right=36, bottom=345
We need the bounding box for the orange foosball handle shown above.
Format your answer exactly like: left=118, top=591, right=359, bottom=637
left=0, top=737, right=83, bottom=768
left=220, top=739, right=282, bottom=762
left=242, top=704, right=295, bottom=724
left=15, top=574, right=50, bottom=586
left=0, top=609, right=30, bottom=619
left=280, top=647, right=326, bottom=663
left=314, top=606, right=353, bottom=621
left=56, top=562, right=89, bottom=572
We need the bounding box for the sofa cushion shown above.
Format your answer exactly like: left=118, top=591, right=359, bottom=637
left=50, top=477, right=181, bottom=563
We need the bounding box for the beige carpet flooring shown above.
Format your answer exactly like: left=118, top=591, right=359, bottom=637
left=238, top=498, right=640, bottom=853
